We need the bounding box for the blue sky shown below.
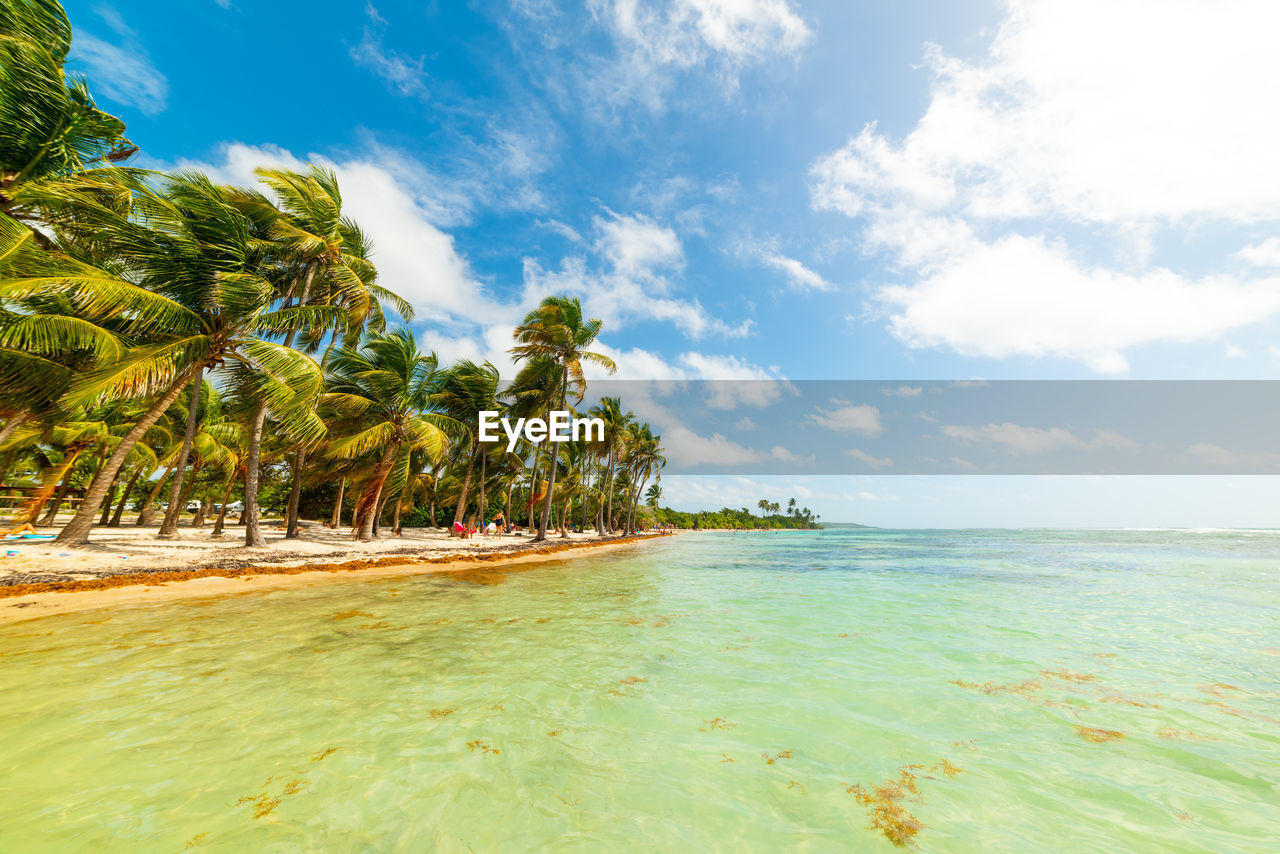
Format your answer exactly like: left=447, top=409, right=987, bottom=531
left=59, top=0, right=1280, bottom=524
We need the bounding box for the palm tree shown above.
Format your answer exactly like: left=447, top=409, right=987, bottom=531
left=228, top=166, right=406, bottom=539
left=3, top=170, right=324, bottom=545
left=0, top=0, right=136, bottom=216
left=434, top=359, right=501, bottom=532
left=588, top=395, right=631, bottom=536
left=322, top=330, right=452, bottom=541
left=510, top=296, right=615, bottom=542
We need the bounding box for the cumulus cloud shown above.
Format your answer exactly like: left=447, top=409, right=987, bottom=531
left=176, top=143, right=493, bottom=322
left=811, top=0, right=1280, bottom=373
left=1234, top=238, right=1280, bottom=268
left=845, top=448, right=892, bottom=469
left=940, top=422, right=1136, bottom=454
left=882, top=385, right=922, bottom=398
left=807, top=400, right=883, bottom=436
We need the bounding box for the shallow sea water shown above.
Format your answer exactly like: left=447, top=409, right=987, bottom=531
left=1, top=529, right=1278, bottom=852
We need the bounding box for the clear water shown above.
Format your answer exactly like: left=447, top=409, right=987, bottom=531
left=1, top=529, right=1278, bottom=852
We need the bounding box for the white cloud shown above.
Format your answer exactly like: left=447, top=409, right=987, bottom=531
left=522, top=214, right=751, bottom=339
left=940, top=422, right=1136, bottom=454
left=596, top=213, right=683, bottom=277
left=735, top=416, right=757, bottom=431
left=70, top=8, right=168, bottom=115
left=845, top=448, right=892, bottom=469
left=594, top=0, right=810, bottom=71
left=755, top=250, right=833, bottom=292
left=351, top=3, right=429, bottom=99
left=1235, top=238, right=1280, bottom=268
left=177, top=143, right=494, bottom=322
left=1225, top=344, right=1246, bottom=359
left=882, top=385, right=923, bottom=398
left=808, top=400, right=883, bottom=436
left=811, top=0, right=1280, bottom=373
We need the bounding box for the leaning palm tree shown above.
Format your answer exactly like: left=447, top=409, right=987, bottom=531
left=322, top=330, right=452, bottom=541
left=227, top=166, right=406, bottom=538
left=2, top=170, right=325, bottom=545
left=0, top=0, right=136, bottom=217
left=434, top=359, right=501, bottom=532
left=509, top=296, right=615, bottom=541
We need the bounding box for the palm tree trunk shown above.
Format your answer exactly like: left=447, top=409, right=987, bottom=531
left=243, top=404, right=270, bottom=547
left=452, top=435, right=480, bottom=530
left=478, top=448, right=486, bottom=525
left=535, top=369, right=568, bottom=542
left=35, top=455, right=80, bottom=525
left=158, top=367, right=203, bottom=538
left=429, top=473, right=437, bottom=528
left=243, top=264, right=315, bottom=549
left=137, top=464, right=175, bottom=526
left=561, top=497, right=570, bottom=538
left=109, top=466, right=143, bottom=526
left=284, top=447, right=307, bottom=538
left=603, top=447, right=615, bottom=535
left=0, top=410, right=29, bottom=449
left=354, top=443, right=398, bottom=541
left=211, top=470, right=237, bottom=537
left=55, top=367, right=200, bottom=545
left=504, top=482, right=513, bottom=533
left=392, top=500, right=401, bottom=536
left=177, top=460, right=203, bottom=527
left=329, top=477, right=345, bottom=528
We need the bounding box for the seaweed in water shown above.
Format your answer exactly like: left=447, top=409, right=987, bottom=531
left=467, top=739, right=501, bottom=755
left=312, top=748, right=338, bottom=762
left=701, top=717, right=736, bottom=731
left=1074, top=725, right=1124, bottom=743
left=429, top=708, right=458, bottom=718
left=1041, top=669, right=1100, bottom=684
left=762, top=750, right=793, bottom=764
left=788, top=780, right=807, bottom=795
left=184, top=832, right=207, bottom=848
left=547, top=730, right=562, bottom=737
left=721, top=754, right=736, bottom=763
left=619, top=675, right=646, bottom=685
left=331, top=610, right=376, bottom=621
left=491, top=704, right=505, bottom=712
left=1157, top=728, right=1216, bottom=741
left=845, top=760, right=963, bottom=848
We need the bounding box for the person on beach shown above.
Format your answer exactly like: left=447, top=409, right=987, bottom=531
left=492, top=510, right=505, bottom=534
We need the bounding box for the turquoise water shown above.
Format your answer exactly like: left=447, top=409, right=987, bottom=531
left=1, top=529, right=1278, bottom=852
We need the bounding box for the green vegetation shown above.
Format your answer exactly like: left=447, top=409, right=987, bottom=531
left=0, top=0, right=664, bottom=545
left=654, top=498, right=822, bottom=530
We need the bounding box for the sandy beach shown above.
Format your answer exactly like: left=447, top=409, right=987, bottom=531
left=0, top=519, right=662, bottom=622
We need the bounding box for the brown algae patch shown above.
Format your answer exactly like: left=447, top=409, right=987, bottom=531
left=1041, top=669, right=1100, bottom=684
left=429, top=708, right=458, bottom=718
left=762, top=750, right=793, bottom=764
left=701, top=717, right=736, bottom=731
left=467, top=739, right=500, bottom=755
left=331, top=610, right=376, bottom=621
left=845, top=761, right=962, bottom=848
left=311, top=748, right=338, bottom=762
left=1074, top=725, right=1125, bottom=743
left=1157, top=728, right=1217, bottom=741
